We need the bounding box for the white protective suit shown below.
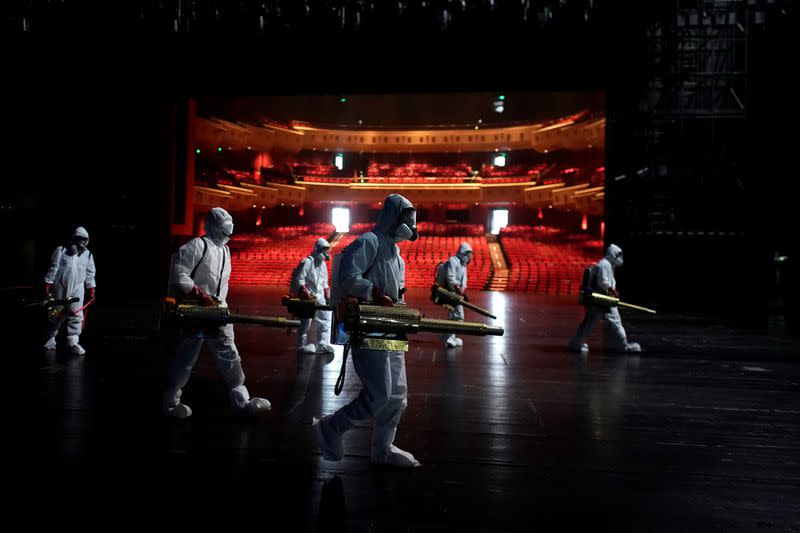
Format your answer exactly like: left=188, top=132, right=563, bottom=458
left=43, top=226, right=96, bottom=355
left=294, top=238, right=334, bottom=354
left=162, top=207, right=271, bottom=419
left=313, top=193, right=421, bottom=468
left=568, top=244, right=642, bottom=353
left=437, top=242, right=472, bottom=348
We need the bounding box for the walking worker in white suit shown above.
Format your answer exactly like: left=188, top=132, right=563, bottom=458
left=43, top=226, right=96, bottom=355
left=162, top=207, right=271, bottom=419
left=293, top=237, right=334, bottom=354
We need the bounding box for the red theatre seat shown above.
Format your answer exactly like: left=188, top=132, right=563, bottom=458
left=499, top=225, right=602, bottom=295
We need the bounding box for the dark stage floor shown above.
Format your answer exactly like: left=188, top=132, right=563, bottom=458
left=26, top=287, right=800, bottom=532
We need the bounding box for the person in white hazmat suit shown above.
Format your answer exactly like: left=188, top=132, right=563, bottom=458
left=293, top=237, right=334, bottom=354
left=162, top=207, right=271, bottom=419
left=568, top=243, right=642, bottom=353
left=436, top=242, right=473, bottom=348
left=43, top=226, right=97, bottom=355
left=312, top=193, right=422, bottom=468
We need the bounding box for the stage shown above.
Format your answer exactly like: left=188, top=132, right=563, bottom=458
left=29, top=287, right=800, bottom=532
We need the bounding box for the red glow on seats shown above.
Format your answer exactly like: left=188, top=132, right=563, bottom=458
left=397, top=223, right=490, bottom=288
left=367, top=162, right=471, bottom=179
left=480, top=163, right=547, bottom=181
left=228, top=222, right=603, bottom=294
left=228, top=224, right=335, bottom=286
left=500, top=225, right=603, bottom=295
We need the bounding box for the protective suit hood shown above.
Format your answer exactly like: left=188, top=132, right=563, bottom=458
left=456, top=242, right=473, bottom=265
left=67, top=226, right=90, bottom=254
left=73, top=226, right=90, bottom=245
left=313, top=237, right=331, bottom=261
left=205, top=207, right=234, bottom=246
left=374, top=194, right=415, bottom=236
left=605, top=244, right=624, bottom=268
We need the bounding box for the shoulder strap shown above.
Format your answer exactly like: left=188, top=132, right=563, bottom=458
left=433, top=260, right=444, bottom=278
left=215, top=245, right=228, bottom=298
left=189, top=237, right=208, bottom=279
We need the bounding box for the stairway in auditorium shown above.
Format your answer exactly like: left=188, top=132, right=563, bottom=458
left=485, top=234, right=509, bottom=291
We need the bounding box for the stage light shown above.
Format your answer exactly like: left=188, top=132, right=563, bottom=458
left=217, top=147, right=222, bottom=152
left=581, top=213, right=588, bottom=231
left=334, top=154, right=344, bottom=170
left=332, top=207, right=350, bottom=233
left=498, top=95, right=505, bottom=101
left=340, top=97, right=347, bottom=103
left=490, top=209, right=509, bottom=235
left=493, top=153, right=506, bottom=167
left=195, top=149, right=201, bottom=154
left=493, top=102, right=504, bottom=113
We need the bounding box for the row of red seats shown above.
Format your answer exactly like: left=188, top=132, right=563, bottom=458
left=480, top=163, right=547, bottom=178
left=229, top=223, right=604, bottom=294
left=367, top=162, right=471, bottom=178
left=234, top=224, right=334, bottom=243
left=301, top=176, right=349, bottom=183
left=500, top=226, right=602, bottom=295
left=293, top=163, right=341, bottom=176
left=398, top=235, right=491, bottom=289
left=416, top=222, right=485, bottom=236
left=229, top=227, right=335, bottom=286
left=230, top=224, right=492, bottom=289
left=479, top=176, right=531, bottom=183
left=363, top=176, right=466, bottom=183
left=348, top=222, right=485, bottom=237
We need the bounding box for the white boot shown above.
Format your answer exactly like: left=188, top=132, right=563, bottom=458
left=317, top=343, right=335, bottom=354
left=372, top=445, right=421, bottom=468
left=165, top=403, right=192, bottom=419
left=69, top=343, right=86, bottom=356
left=299, top=343, right=317, bottom=354
left=313, top=416, right=344, bottom=461
left=568, top=338, right=589, bottom=353
left=245, top=397, right=271, bottom=415
left=44, top=337, right=57, bottom=351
